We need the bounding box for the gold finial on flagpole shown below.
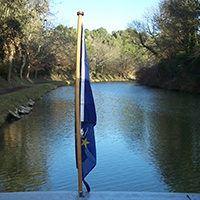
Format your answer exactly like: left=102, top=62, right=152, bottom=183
left=77, top=11, right=84, bottom=16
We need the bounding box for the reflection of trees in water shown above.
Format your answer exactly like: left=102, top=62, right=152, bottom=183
left=120, top=90, right=200, bottom=193
left=148, top=92, right=200, bottom=193
left=0, top=121, right=50, bottom=192
left=148, top=113, right=200, bottom=193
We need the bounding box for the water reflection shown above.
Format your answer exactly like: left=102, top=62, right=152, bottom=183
left=120, top=87, right=200, bottom=193
left=144, top=91, right=200, bottom=193
left=0, top=120, right=50, bottom=192
left=0, top=83, right=200, bottom=192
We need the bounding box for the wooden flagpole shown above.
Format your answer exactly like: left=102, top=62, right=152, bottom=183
left=76, top=11, right=84, bottom=197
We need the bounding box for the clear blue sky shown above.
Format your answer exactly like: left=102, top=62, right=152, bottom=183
left=50, top=0, right=160, bottom=33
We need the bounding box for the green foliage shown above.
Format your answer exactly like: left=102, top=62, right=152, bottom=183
left=0, top=0, right=200, bottom=93
left=0, top=0, right=139, bottom=82
left=0, top=0, right=50, bottom=81
left=130, top=0, right=200, bottom=93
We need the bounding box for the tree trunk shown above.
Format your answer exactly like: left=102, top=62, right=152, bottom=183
left=101, top=65, right=104, bottom=74
left=26, top=64, right=31, bottom=79
left=20, top=52, right=27, bottom=79
left=95, top=66, right=98, bottom=76
left=35, top=70, right=38, bottom=79
left=7, top=44, right=14, bottom=82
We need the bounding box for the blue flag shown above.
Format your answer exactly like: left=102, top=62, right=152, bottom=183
left=76, top=22, right=96, bottom=192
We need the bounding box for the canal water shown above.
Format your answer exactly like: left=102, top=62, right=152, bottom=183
left=0, top=82, right=200, bottom=193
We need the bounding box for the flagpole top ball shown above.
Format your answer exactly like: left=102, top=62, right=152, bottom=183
left=77, top=11, right=84, bottom=16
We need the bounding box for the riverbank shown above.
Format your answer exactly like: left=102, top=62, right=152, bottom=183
left=135, top=65, right=200, bottom=95
left=0, top=74, right=131, bottom=127
left=49, top=73, right=131, bottom=83
left=0, top=81, right=67, bottom=127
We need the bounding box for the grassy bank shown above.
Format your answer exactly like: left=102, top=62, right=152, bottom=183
left=0, top=81, right=67, bottom=127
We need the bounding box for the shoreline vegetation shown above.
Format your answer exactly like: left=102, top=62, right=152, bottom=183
left=1, top=1, right=200, bottom=127
left=0, top=74, right=131, bottom=127
left=1, top=1, right=199, bottom=123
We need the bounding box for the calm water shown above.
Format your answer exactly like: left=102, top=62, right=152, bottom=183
left=0, top=82, right=200, bottom=193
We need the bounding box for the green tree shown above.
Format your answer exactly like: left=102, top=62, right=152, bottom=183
left=0, top=0, right=50, bottom=81
left=0, top=0, right=24, bottom=82
left=130, top=0, right=200, bottom=92
left=129, top=0, right=200, bottom=59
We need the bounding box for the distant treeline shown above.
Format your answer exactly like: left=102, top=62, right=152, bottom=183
left=0, top=0, right=200, bottom=93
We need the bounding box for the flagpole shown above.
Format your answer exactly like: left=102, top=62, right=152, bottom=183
left=76, top=11, right=84, bottom=198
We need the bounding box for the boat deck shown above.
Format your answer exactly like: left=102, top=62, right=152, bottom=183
left=0, top=191, right=199, bottom=200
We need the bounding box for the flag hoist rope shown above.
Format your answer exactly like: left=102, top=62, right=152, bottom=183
left=75, top=11, right=84, bottom=197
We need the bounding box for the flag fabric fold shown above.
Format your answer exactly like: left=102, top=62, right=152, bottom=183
left=76, top=21, right=97, bottom=192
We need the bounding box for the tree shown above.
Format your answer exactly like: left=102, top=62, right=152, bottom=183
left=129, top=0, right=200, bottom=60
left=129, top=0, right=200, bottom=92
left=0, top=0, right=24, bottom=82
left=113, top=29, right=151, bottom=74
left=0, top=0, right=51, bottom=81
left=21, top=0, right=50, bottom=79
left=50, top=25, right=77, bottom=76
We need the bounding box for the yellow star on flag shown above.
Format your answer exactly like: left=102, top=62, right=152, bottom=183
left=81, top=138, right=90, bottom=148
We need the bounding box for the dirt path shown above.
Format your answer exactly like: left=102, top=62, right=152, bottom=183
left=0, top=82, right=50, bottom=95
left=0, top=85, right=34, bottom=95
